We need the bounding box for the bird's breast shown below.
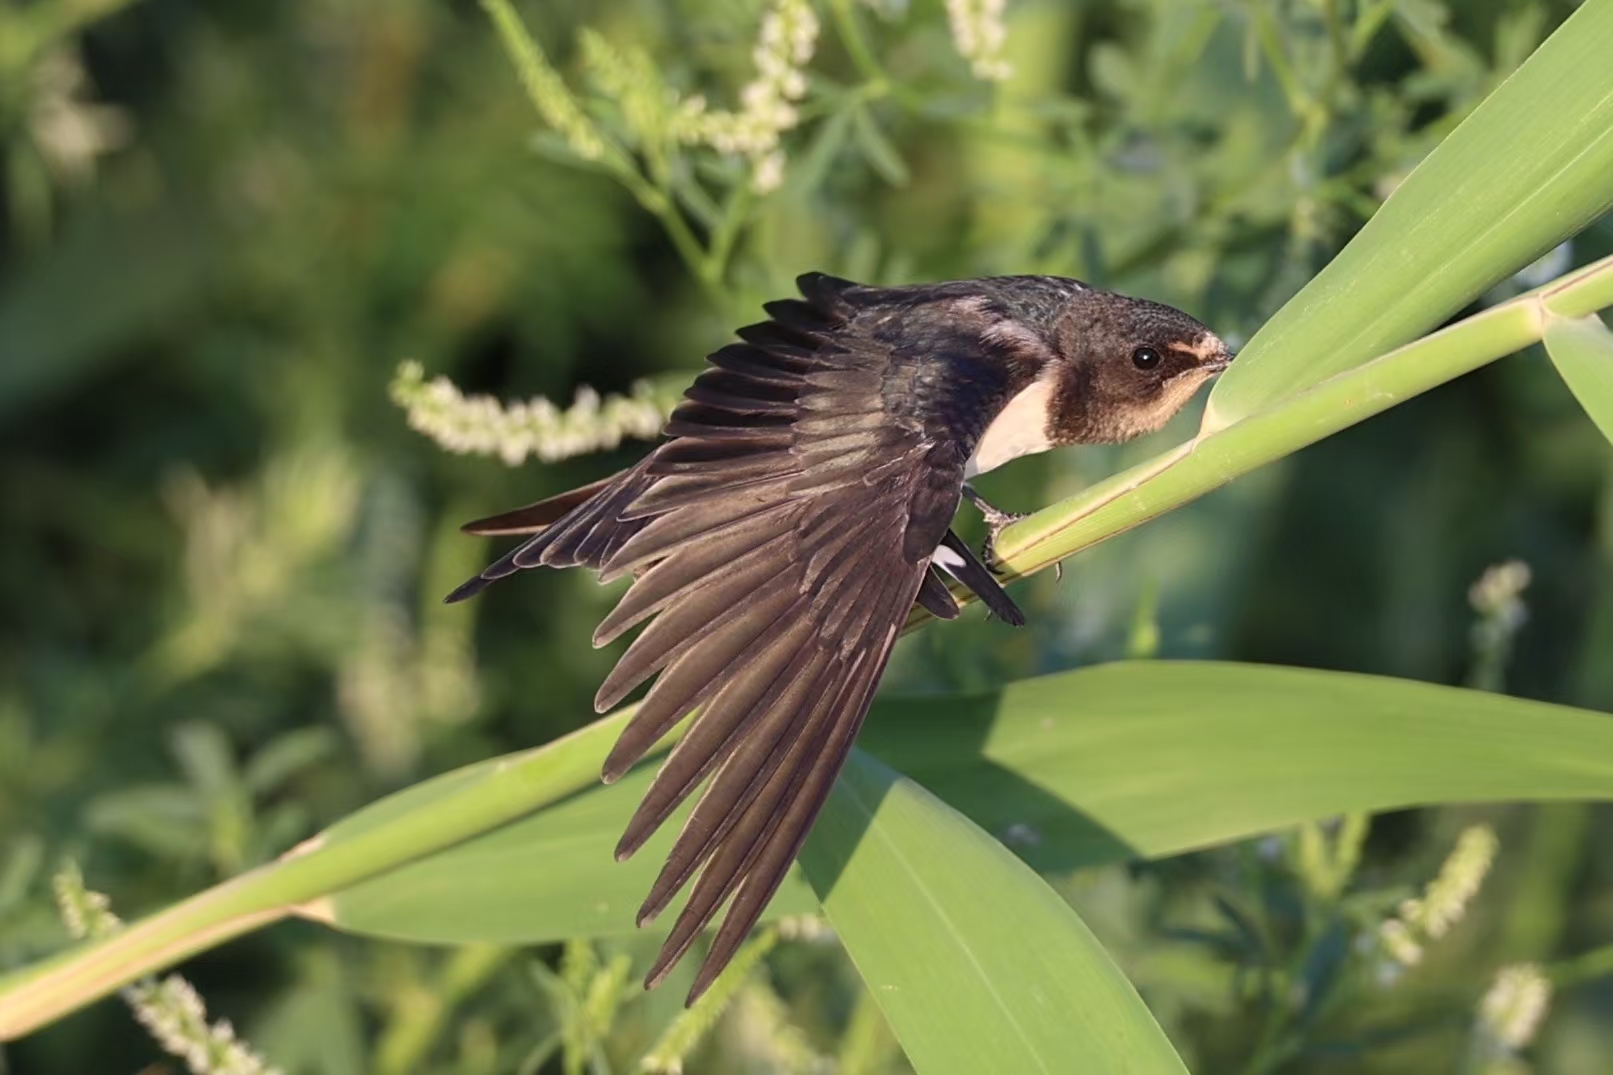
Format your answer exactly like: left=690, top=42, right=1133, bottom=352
left=963, top=375, right=1057, bottom=478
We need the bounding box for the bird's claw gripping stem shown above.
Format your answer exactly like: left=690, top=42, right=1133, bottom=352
left=962, top=485, right=1062, bottom=582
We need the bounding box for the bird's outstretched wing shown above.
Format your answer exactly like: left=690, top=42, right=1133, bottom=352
left=591, top=274, right=965, bottom=1001
left=447, top=273, right=970, bottom=1001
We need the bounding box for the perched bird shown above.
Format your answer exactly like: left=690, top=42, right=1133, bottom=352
left=447, top=273, right=1232, bottom=1002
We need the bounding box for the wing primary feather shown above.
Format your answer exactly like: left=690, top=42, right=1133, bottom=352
left=643, top=449, right=793, bottom=481
left=640, top=649, right=878, bottom=989
left=694, top=366, right=801, bottom=399
left=683, top=739, right=855, bottom=1001
left=459, top=473, right=622, bottom=536
left=593, top=528, right=795, bottom=648
left=447, top=467, right=650, bottom=601
left=626, top=466, right=798, bottom=519
left=594, top=562, right=800, bottom=715
left=665, top=402, right=793, bottom=435
left=651, top=434, right=792, bottom=469
left=443, top=574, right=496, bottom=604
left=936, top=529, right=1027, bottom=626
left=643, top=565, right=919, bottom=1001
left=761, top=298, right=835, bottom=332
left=600, top=590, right=805, bottom=782
left=706, top=343, right=808, bottom=384
left=848, top=549, right=927, bottom=650
left=630, top=644, right=838, bottom=915
left=601, top=496, right=800, bottom=582
left=667, top=627, right=897, bottom=1002
left=501, top=465, right=654, bottom=571
left=799, top=515, right=882, bottom=593
left=813, top=521, right=905, bottom=638
left=915, top=565, right=960, bottom=619
left=613, top=618, right=820, bottom=861
left=794, top=271, right=857, bottom=306
left=682, top=619, right=901, bottom=1003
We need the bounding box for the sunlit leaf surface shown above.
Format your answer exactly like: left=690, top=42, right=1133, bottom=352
left=319, top=662, right=1613, bottom=942
left=800, top=751, right=1188, bottom=1075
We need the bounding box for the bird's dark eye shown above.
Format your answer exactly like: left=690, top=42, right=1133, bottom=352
left=1131, top=346, right=1162, bottom=371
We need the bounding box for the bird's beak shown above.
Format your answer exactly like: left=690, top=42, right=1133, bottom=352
left=1201, top=343, right=1236, bottom=374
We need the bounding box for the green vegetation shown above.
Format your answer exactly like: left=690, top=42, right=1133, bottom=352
left=2, top=0, right=1612, bottom=1072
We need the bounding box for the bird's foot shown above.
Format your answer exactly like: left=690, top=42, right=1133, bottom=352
left=962, top=485, right=1062, bottom=582
left=962, top=486, right=1027, bottom=575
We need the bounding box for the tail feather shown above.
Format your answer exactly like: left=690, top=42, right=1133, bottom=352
left=443, top=463, right=656, bottom=603
left=460, top=474, right=621, bottom=535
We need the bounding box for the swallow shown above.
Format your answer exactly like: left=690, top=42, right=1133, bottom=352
left=446, top=273, right=1232, bottom=1002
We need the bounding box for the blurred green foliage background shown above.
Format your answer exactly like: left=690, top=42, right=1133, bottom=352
left=2, top=0, right=1612, bottom=1071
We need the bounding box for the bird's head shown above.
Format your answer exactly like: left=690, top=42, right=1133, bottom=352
left=1047, top=290, right=1233, bottom=444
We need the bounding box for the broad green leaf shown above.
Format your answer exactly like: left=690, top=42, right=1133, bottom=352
left=800, top=751, right=1188, bottom=1075
left=1205, top=0, right=1613, bottom=428
left=11, top=660, right=1613, bottom=1039
left=311, top=760, right=817, bottom=944
left=1543, top=312, right=1613, bottom=446
left=314, top=662, right=1613, bottom=944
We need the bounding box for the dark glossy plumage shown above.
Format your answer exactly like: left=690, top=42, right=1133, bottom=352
left=449, top=271, right=1230, bottom=1002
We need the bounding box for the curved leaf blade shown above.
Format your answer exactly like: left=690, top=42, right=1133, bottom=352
left=315, top=662, right=1613, bottom=943
left=313, top=761, right=817, bottom=943
left=1205, top=0, right=1613, bottom=428
left=800, top=751, right=1187, bottom=1075
left=1543, top=312, right=1613, bottom=446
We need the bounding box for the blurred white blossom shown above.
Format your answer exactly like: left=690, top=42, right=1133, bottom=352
left=1378, top=825, right=1499, bottom=970
left=1377, top=919, right=1425, bottom=970
left=1471, top=559, right=1532, bottom=644
left=54, top=863, right=280, bottom=1075
left=721, top=979, right=831, bottom=1074
left=1469, top=559, right=1532, bottom=691
left=1478, top=963, right=1552, bottom=1051
left=131, top=977, right=278, bottom=1075
left=945, top=0, right=1012, bottom=81
left=1402, top=825, right=1500, bottom=939
left=53, top=861, right=116, bottom=940
left=390, top=360, right=671, bottom=466
left=672, top=0, right=819, bottom=190
left=776, top=914, right=835, bottom=943
left=751, top=149, right=787, bottom=194
left=27, top=47, right=132, bottom=183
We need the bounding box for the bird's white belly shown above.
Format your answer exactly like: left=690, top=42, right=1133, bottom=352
left=963, top=377, right=1056, bottom=478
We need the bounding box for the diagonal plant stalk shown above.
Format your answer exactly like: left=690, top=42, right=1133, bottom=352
left=2, top=252, right=1610, bottom=1042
